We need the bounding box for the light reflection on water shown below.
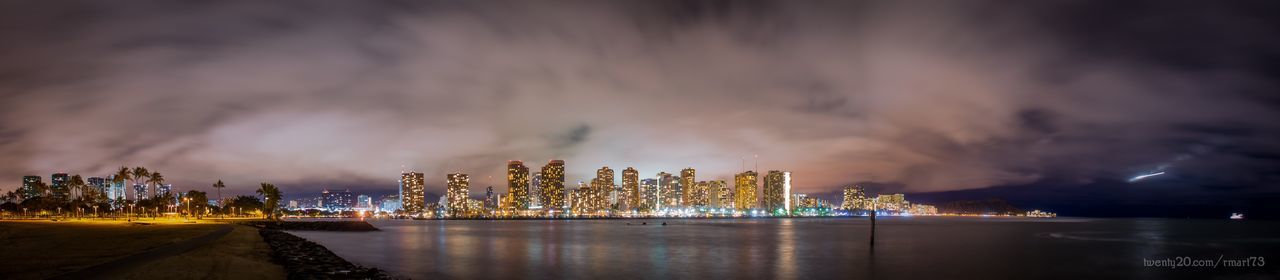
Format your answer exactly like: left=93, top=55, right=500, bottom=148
left=287, top=217, right=1279, bottom=280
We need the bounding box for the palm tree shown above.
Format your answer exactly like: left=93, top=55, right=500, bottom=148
left=256, top=183, right=282, bottom=220
left=131, top=167, right=150, bottom=197
left=147, top=172, right=165, bottom=203
left=114, top=167, right=132, bottom=200
left=212, top=180, right=226, bottom=216
left=67, top=174, right=85, bottom=204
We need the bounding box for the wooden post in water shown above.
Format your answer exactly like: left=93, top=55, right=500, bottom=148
left=870, top=205, right=877, bottom=246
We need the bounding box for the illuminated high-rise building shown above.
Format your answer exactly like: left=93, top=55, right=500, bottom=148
left=22, top=175, right=42, bottom=198
left=762, top=170, right=792, bottom=214
left=86, top=176, right=106, bottom=199
left=587, top=178, right=607, bottom=214
left=540, top=160, right=565, bottom=211
left=51, top=173, right=69, bottom=200
left=790, top=193, right=807, bottom=211
left=156, top=184, right=173, bottom=198
left=596, top=166, right=614, bottom=187
left=621, top=167, right=639, bottom=211
left=876, top=194, right=907, bottom=213
left=657, top=172, right=678, bottom=209
left=400, top=172, right=426, bottom=213
left=689, top=181, right=709, bottom=207
left=357, top=195, right=373, bottom=209
left=485, top=186, right=496, bottom=209
left=709, top=180, right=732, bottom=209
left=133, top=183, right=148, bottom=200
left=734, top=171, right=758, bottom=211
left=639, top=178, right=658, bottom=211
left=529, top=172, right=543, bottom=208
left=679, top=168, right=695, bottom=207
left=107, top=175, right=126, bottom=201
left=592, top=166, right=615, bottom=211
left=841, top=186, right=871, bottom=211
left=446, top=173, right=470, bottom=217
left=507, top=160, right=530, bottom=210
left=321, top=188, right=356, bottom=210
left=570, top=185, right=587, bottom=214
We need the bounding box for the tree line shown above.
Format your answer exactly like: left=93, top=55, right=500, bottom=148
left=0, top=166, right=284, bottom=220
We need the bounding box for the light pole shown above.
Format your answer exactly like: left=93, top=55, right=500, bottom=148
left=184, top=197, right=191, bottom=221
left=93, top=205, right=98, bottom=219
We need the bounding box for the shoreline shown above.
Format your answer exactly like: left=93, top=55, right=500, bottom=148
left=280, top=214, right=1056, bottom=221
left=0, top=219, right=396, bottom=280
left=252, top=221, right=400, bottom=279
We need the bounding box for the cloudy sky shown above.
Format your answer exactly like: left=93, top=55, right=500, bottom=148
left=2, top=1, right=1278, bottom=212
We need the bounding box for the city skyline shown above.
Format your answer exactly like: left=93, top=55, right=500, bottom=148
left=2, top=2, right=1278, bottom=279
left=1, top=1, right=1278, bottom=219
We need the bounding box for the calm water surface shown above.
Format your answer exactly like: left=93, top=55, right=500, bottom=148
left=289, top=217, right=1279, bottom=279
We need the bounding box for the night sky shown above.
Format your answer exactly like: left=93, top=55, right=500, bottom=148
left=2, top=1, right=1278, bottom=217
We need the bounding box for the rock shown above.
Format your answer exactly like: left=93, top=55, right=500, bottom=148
left=243, top=221, right=380, bottom=231
left=258, top=229, right=401, bottom=279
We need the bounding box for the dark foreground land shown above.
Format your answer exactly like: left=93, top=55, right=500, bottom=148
left=0, top=220, right=388, bottom=280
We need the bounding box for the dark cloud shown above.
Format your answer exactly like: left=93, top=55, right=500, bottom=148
left=1, top=0, right=1278, bottom=202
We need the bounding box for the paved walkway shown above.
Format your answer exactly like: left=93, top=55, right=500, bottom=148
left=49, top=224, right=234, bottom=280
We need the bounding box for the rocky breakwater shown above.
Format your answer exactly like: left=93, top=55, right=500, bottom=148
left=245, top=220, right=382, bottom=231
left=252, top=221, right=398, bottom=279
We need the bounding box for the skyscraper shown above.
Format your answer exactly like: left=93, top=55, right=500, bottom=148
left=321, top=188, right=356, bottom=210
left=87, top=176, right=106, bottom=199
left=446, top=173, right=470, bottom=217
left=734, top=171, right=758, bottom=211
left=709, top=180, right=732, bottom=209
left=541, top=160, right=565, bottom=211
left=157, top=184, right=173, bottom=198
left=657, top=172, right=678, bottom=209
left=400, top=172, right=425, bottom=213
left=763, top=170, right=792, bottom=214
left=21, top=175, right=41, bottom=198
left=133, top=183, right=148, bottom=200
left=639, top=178, right=658, bottom=211
left=876, top=194, right=907, bottom=213
left=51, top=173, right=69, bottom=200
left=680, top=168, right=695, bottom=207
left=841, top=186, right=870, bottom=211
left=107, top=175, right=126, bottom=201
left=596, top=166, right=614, bottom=187
left=357, top=195, right=372, bottom=209
left=621, top=167, right=639, bottom=211
left=529, top=172, right=543, bottom=209
left=507, top=160, right=530, bottom=210
left=690, top=181, right=710, bottom=207
left=485, top=186, right=496, bottom=209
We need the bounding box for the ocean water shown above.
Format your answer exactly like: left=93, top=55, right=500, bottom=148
left=288, top=217, right=1279, bottom=279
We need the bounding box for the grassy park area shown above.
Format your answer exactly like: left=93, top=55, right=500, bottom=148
left=0, top=219, right=285, bottom=280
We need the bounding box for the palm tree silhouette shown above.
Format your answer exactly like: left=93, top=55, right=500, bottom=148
left=147, top=172, right=165, bottom=200
left=212, top=180, right=226, bottom=215
left=256, top=183, right=282, bottom=220
left=114, top=167, right=132, bottom=200
left=131, top=167, right=150, bottom=197
left=66, top=174, right=85, bottom=204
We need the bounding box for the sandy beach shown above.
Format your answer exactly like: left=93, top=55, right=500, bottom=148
left=0, top=220, right=285, bottom=280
